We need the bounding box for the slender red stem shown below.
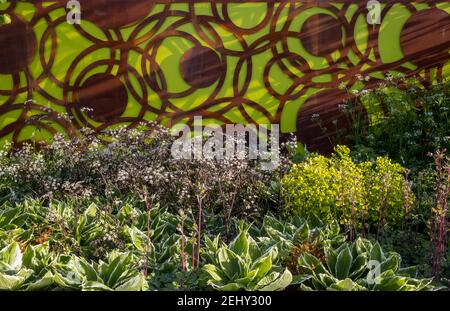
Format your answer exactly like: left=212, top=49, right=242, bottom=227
left=143, top=191, right=152, bottom=278
left=181, top=218, right=185, bottom=272
left=197, top=196, right=202, bottom=269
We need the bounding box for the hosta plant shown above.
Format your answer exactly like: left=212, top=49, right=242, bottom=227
left=0, top=199, right=50, bottom=248
left=119, top=203, right=179, bottom=252
left=123, top=225, right=186, bottom=290
left=119, top=204, right=191, bottom=289
left=45, top=201, right=120, bottom=259
left=296, top=238, right=435, bottom=291
left=0, top=242, right=54, bottom=290
left=202, top=225, right=292, bottom=291
left=255, top=214, right=345, bottom=260
left=0, top=199, right=118, bottom=259
left=54, top=251, right=147, bottom=291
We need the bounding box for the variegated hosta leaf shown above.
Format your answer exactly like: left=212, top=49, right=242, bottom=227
left=297, top=239, right=437, bottom=291
left=229, top=229, right=249, bottom=259
left=25, top=271, right=54, bottom=291
left=328, top=278, right=367, bottom=291
left=114, top=274, right=147, bottom=291
left=0, top=243, right=23, bottom=271
left=251, top=255, right=272, bottom=280
left=0, top=269, right=33, bottom=290
left=256, top=269, right=293, bottom=291
left=202, top=228, right=293, bottom=291
left=217, top=248, right=241, bottom=281
left=203, top=264, right=226, bottom=283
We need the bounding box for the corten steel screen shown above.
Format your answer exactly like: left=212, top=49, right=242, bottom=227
left=0, top=0, right=449, bottom=152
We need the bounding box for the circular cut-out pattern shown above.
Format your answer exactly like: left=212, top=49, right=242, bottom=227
left=296, top=89, right=366, bottom=154
left=400, top=8, right=450, bottom=66
left=75, top=73, right=128, bottom=123
left=0, top=16, right=37, bottom=74
left=301, top=14, right=343, bottom=57
left=74, top=0, right=154, bottom=29
left=0, top=2, right=449, bottom=152
left=180, top=46, right=224, bottom=89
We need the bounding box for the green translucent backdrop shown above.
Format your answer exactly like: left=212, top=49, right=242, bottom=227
left=0, top=1, right=449, bottom=148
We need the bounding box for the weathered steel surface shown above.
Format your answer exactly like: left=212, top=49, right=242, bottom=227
left=0, top=1, right=449, bottom=152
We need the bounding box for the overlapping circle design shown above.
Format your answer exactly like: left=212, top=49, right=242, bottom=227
left=0, top=1, right=449, bottom=151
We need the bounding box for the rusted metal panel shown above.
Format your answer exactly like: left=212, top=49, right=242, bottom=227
left=0, top=1, right=449, bottom=152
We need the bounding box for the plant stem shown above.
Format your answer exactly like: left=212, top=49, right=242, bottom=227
left=181, top=217, right=185, bottom=273
left=197, top=194, right=202, bottom=270
left=143, top=189, right=152, bottom=278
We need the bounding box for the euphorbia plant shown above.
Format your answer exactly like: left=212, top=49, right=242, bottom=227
left=282, top=145, right=414, bottom=235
